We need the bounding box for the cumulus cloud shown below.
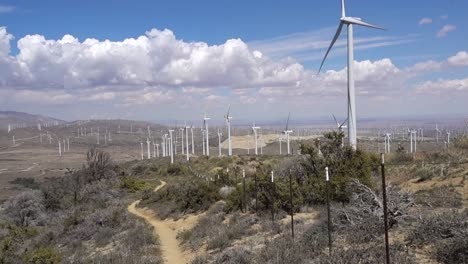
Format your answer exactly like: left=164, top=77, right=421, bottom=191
left=418, top=18, right=432, bottom=25
left=0, top=26, right=467, bottom=118
left=437, top=24, right=456, bottom=37
left=415, top=78, right=468, bottom=95
left=447, top=51, right=468, bottom=66
left=0, top=27, right=306, bottom=93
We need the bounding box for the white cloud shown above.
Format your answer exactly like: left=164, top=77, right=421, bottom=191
left=0, top=5, right=14, bottom=13
left=0, top=26, right=468, bottom=119
left=249, top=28, right=415, bottom=62
left=440, top=15, right=448, bottom=20
left=419, top=18, right=432, bottom=25
left=0, top=28, right=305, bottom=92
left=415, top=78, right=468, bottom=95
left=437, top=24, right=456, bottom=37
left=447, top=51, right=468, bottom=66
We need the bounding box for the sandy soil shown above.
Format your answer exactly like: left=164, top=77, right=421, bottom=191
left=128, top=180, right=196, bottom=264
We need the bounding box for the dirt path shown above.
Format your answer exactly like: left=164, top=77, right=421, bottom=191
left=127, top=180, right=190, bottom=264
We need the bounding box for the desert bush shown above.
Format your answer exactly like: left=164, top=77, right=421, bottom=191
left=300, top=132, right=379, bottom=203
left=84, top=147, right=115, bottom=182
left=141, top=179, right=221, bottom=217
left=315, top=244, right=416, bottom=264
left=24, top=246, right=61, bottom=264
left=120, top=176, right=150, bottom=192
left=407, top=209, right=468, bottom=246
left=433, top=232, right=468, bottom=264
left=9, top=177, right=40, bottom=190
left=4, top=191, right=46, bottom=227
left=414, top=186, right=462, bottom=208
left=211, top=247, right=252, bottom=264
left=256, top=235, right=304, bottom=264
left=412, top=167, right=436, bottom=182
left=191, top=255, right=209, bottom=264
left=0, top=224, right=39, bottom=263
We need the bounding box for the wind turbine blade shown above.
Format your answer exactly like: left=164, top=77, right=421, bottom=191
left=318, top=22, right=343, bottom=73
left=342, top=17, right=386, bottom=30
left=286, top=112, right=290, bottom=131
left=332, top=114, right=339, bottom=127
left=341, top=0, right=346, bottom=18
left=340, top=117, right=349, bottom=127
left=227, top=105, right=231, bottom=117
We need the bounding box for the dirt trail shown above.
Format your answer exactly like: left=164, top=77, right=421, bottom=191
left=128, top=180, right=190, bottom=264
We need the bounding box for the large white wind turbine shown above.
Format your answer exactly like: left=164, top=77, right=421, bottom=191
left=283, top=113, right=293, bottom=155
left=224, top=106, right=233, bottom=156
left=319, top=0, right=385, bottom=150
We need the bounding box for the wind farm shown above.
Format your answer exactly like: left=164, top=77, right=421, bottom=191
left=0, top=0, right=467, bottom=263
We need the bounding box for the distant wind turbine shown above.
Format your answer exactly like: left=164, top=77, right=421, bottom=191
left=319, top=0, right=385, bottom=150
left=224, top=106, right=233, bottom=156
left=252, top=123, right=260, bottom=155
left=168, top=129, right=174, bottom=164
left=333, top=114, right=348, bottom=148
left=204, top=114, right=210, bottom=156
left=283, top=113, right=293, bottom=155
left=217, top=128, right=223, bottom=157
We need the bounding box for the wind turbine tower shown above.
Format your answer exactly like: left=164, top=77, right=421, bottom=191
left=185, top=125, right=190, bottom=161
left=224, top=106, right=233, bottom=156
left=319, top=0, right=385, bottom=150
left=190, top=126, right=195, bottom=154
left=168, top=130, right=174, bottom=164
left=146, top=138, right=151, bottom=159
left=252, top=124, right=260, bottom=155
left=140, top=142, right=144, bottom=160
left=217, top=128, right=223, bottom=157
left=204, top=114, right=211, bottom=156
left=283, top=113, right=293, bottom=155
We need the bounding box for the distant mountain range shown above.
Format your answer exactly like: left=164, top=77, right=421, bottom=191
left=0, top=111, right=63, bottom=130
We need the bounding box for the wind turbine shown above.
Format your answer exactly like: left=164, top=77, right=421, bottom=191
left=224, top=106, right=233, bottom=156
left=140, top=142, right=144, bottom=160
left=279, top=135, right=283, bottom=155
left=383, top=133, right=391, bottom=153
left=146, top=138, right=151, bottom=159
left=319, top=0, right=385, bottom=150
left=283, top=113, right=293, bottom=155
left=168, top=129, right=174, bottom=164
left=333, top=114, right=348, bottom=148
left=204, top=114, right=210, bottom=156
left=180, top=127, right=185, bottom=155
left=190, top=125, right=195, bottom=154
left=185, top=125, right=190, bottom=161
left=201, top=126, right=206, bottom=155
left=217, top=128, right=223, bottom=157
left=252, top=123, right=260, bottom=155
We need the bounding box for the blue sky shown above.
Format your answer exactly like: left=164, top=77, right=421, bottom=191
left=0, top=0, right=467, bottom=122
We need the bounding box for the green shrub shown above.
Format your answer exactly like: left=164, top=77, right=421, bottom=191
left=300, top=132, right=379, bottom=203
left=414, top=186, right=462, bottom=208
left=120, top=176, right=149, bottom=192
left=141, top=179, right=221, bottom=216
left=24, top=246, right=61, bottom=264
left=9, top=177, right=40, bottom=190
